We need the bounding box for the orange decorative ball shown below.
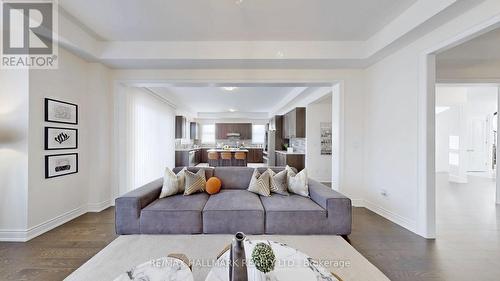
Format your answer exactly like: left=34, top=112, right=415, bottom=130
left=206, top=177, right=222, bottom=195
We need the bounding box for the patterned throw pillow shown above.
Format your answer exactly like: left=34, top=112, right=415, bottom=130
left=285, top=166, right=309, bottom=197
left=247, top=169, right=271, bottom=197
left=160, top=167, right=186, bottom=198
left=266, top=168, right=289, bottom=196
left=184, top=169, right=207, bottom=195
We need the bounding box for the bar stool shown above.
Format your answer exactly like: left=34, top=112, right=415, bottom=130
left=234, top=152, right=247, bottom=166
left=220, top=152, right=232, bottom=166
left=208, top=152, right=219, bottom=167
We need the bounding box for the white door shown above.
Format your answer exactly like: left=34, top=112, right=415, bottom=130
left=467, top=117, right=489, bottom=172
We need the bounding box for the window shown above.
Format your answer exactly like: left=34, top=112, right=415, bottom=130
left=201, top=124, right=215, bottom=144
left=252, top=125, right=266, bottom=144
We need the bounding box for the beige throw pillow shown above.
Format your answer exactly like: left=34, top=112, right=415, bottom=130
left=160, top=167, right=186, bottom=198
left=267, top=168, right=289, bottom=196
left=184, top=169, right=206, bottom=195
left=286, top=166, right=309, bottom=197
left=247, top=169, right=271, bottom=197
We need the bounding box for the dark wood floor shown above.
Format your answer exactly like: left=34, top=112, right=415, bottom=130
left=0, top=207, right=440, bottom=281
left=1, top=175, right=499, bottom=281
left=0, top=208, right=117, bottom=281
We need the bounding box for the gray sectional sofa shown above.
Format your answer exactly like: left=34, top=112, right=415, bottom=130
left=115, top=167, right=352, bottom=235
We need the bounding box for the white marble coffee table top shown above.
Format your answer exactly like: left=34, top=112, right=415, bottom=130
left=206, top=239, right=340, bottom=281
left=113, top=256, right=193, bottom=281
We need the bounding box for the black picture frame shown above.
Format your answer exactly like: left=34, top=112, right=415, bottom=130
left=45, top=98, right=78, bottom=125
left=45, top=153, right=78, bottom=179
left=45, top=127, right=78, bottom=150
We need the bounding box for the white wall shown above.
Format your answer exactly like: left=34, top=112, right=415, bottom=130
left=0, top=69, right=29, bottom=240
left=363, top=0, right=500, bottom=235
left=24, top=48, right=113, bottom=239
left=306, top=99, right=333, bottom=182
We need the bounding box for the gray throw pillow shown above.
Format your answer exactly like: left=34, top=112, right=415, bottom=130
left=266, top=168, right=289, bottom=196
left=184, top=169, right=206, bottom=195
left=247, top=169, right=271, bottom=197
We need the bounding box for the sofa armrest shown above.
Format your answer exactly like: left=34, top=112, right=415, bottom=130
left=308, top=179, right=352, bottom=235
left=115, top=178, right=163, bottom=234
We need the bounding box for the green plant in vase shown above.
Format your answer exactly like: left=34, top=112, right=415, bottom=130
left=251, top=243, right=276, bottom=280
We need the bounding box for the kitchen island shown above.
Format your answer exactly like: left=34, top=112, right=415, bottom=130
left=206, top=149, right=249, bottom=166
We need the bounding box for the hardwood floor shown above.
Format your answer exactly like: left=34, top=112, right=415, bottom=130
left=0, top=208, right=117, bottom=281
left=0, top=175, right=499, bottom=280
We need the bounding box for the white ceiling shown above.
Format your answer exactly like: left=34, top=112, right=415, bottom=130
left=150, top=86, right=298, bottom=115
left=60, top=0, right=417, bottom=41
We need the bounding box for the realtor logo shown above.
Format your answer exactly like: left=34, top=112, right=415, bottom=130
left=1, top=0, right=58, bottom=69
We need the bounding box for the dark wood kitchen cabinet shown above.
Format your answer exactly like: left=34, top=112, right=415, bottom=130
left=275, top=152, right=305, bottom=171
left=190, top=122, right=199, bottom=140
left=201, top=148, right=209, bottom=163
left=246, top=148, right=263, bottom=163
left=216, top=123, right=252, bottom=139
left=175, top=116, right=187, bottom=139
left=282, top=107, right=305, bottom=139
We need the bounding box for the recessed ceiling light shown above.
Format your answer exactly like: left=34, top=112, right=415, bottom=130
left=223, top=87, right=238, bottom=91
left=235, top=0, right=243, bottom=4
left=229, top=109, right=237, bottom=112
left=276, top=51, right=284, bottom=58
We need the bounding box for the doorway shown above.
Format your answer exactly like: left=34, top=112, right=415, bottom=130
left=434, top=84, right=498, bottom=238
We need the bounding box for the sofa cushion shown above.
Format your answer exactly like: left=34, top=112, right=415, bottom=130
left=214, top=167, right=255, bottom=190
left=203, top=190, right=265, bottom=234
left=140, top=192, right=209, bottom=234
left=260, top=194, right=328, bottom=234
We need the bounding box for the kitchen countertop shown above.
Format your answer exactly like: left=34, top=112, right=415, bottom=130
left=207, top=149, right=249, bottom=152
left=275, top=150, right=305, bottom=155
left=175, top=148, right=202, bottom=152
left=176, top=147, right=263, bottom=152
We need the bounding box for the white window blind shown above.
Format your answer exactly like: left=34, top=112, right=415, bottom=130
left=202, top=124, right=215, bottom=144
left=252, top=125, right=265, bottom=144
left=119, top=87, right=175, bottom=194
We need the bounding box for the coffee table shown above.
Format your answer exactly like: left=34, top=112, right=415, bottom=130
left=113, top=256, right=193, bottom=281
left=205, top=239, right=342, bottom=281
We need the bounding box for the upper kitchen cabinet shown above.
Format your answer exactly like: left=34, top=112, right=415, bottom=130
left=282, top=107, right=306, bottom=139
left=175, top=116, right=187, bottom=139
left=190, top=122, right=199, bottom=140
left=216, top=123, right=252, bottom=139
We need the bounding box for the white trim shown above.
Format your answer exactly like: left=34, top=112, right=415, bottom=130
left=418, top=15, right=500, bottom=239
left=353, top=200, right=417, bottom=232
left=351, top=199, right=365, bottom=207
left=332, top=83, right=344, bottom=192
left=0, top=200, right=113, bottom=242
left=497, top=86, right=500, bottom=205
left=87, top=199, right=113, bottom=212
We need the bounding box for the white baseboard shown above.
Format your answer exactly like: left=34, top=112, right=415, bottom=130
left=352, top=199, right=417, bottom=233
left=0, top=199, right=113, bottom=242
left=87, top=199, right=113, bottom=212
left=0, top=229, right=29, bottom=242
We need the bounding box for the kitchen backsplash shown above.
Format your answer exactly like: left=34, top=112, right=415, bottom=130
left=290, top=138, right=306, bottom=153
left=176, top=139, right=264, bottom=149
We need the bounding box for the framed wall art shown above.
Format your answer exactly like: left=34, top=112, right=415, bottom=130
left=320, top=122, right=332, bottom=155
left=45, top=153, right=78, bottom=178
left=45, top=98, right=78, bottom=125
left=45, top=127, right=78, bottom=150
